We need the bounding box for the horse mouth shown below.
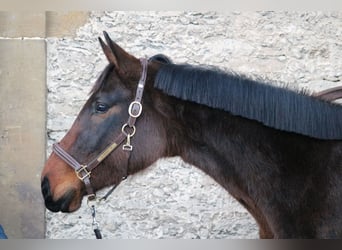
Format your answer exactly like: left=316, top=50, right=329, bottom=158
left=45, top=189, right=77, bottom=213
left=41, top=177, right=79, bottom=213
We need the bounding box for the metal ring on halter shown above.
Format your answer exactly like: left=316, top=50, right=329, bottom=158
left=128, top=101, right=142, bottom=118
left=121, top=123, right=136, bottom=137
left=87, top=195, right=98, bottom=206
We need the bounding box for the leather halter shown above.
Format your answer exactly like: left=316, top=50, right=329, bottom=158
left=52, top=58, right=148, bottom=200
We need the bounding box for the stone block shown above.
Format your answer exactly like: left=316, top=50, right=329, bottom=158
left=0, top=39, right=46, bottom=238
left=0, top=12, right=45, bottom=37
left=46, top=11, right=89, bottom=37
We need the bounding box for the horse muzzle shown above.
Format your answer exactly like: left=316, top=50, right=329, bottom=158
left=41, top=177, right=78, bottom=213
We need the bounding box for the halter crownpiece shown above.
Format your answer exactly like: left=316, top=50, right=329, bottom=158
left=52, top=58, right=148, bottom=200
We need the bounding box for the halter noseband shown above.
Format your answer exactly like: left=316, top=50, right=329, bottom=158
left=52, top=58, right=148, bottom=200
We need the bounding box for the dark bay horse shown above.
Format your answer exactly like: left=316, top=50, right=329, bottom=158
left=41, top=32, right=342, bottom=239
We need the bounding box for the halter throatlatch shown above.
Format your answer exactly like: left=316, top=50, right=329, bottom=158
left=52, top=58, right=148, bottom=200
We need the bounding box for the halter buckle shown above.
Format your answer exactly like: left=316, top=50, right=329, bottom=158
left=76, top=165, right=91, bottom=181
left=128, top=101, right=142, bottom=118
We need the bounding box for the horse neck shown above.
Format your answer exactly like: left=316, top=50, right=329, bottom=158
left=162, top=97, right=342, bottom=238
left=158, top=92, right=320, bottom=194
left=167, top=100, right=262, bottom=190
left=165, top=100, right=282, bottom=236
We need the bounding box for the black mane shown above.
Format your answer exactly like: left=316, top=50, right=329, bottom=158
left=154, top=63, right=342, bottom=140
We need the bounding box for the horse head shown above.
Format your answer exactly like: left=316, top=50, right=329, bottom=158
left=41, top=32, right=171, bottom=212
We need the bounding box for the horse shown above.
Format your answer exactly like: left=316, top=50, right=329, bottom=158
left=41, top=31, right=342, bottom=239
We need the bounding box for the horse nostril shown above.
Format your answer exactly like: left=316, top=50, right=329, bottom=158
left=41, top=176, right=61, bottom=212
left=41, top=176, right=52, bottom=201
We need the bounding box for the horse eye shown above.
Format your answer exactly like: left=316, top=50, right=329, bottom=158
left=95, top=102, right=109, bottom=113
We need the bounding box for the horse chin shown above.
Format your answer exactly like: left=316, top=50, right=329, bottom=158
left=61, top=189, right=83, bottom=213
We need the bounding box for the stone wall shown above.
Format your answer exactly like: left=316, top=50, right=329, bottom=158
left=0, top=12, right=46, bottom=238
left=45, top=11, right=341, bottom=239
left=0, top=11, right=91, bottom=239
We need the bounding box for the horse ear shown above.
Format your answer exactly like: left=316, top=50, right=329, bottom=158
left=98, top=36, right=119, bottom=67
left=99, top=31, right=140, bottom=77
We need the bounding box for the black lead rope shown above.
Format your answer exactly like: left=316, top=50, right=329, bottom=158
left=99, top=177, right=127, bottom=202
left=88, top=177, right=127, bottom=239
left=90, top=204, right=102, bottom=239
left=94, top=229, right=102, bottom=239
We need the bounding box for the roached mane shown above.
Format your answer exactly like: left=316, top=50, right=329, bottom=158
left=154, top=63, right=342, bottom=140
